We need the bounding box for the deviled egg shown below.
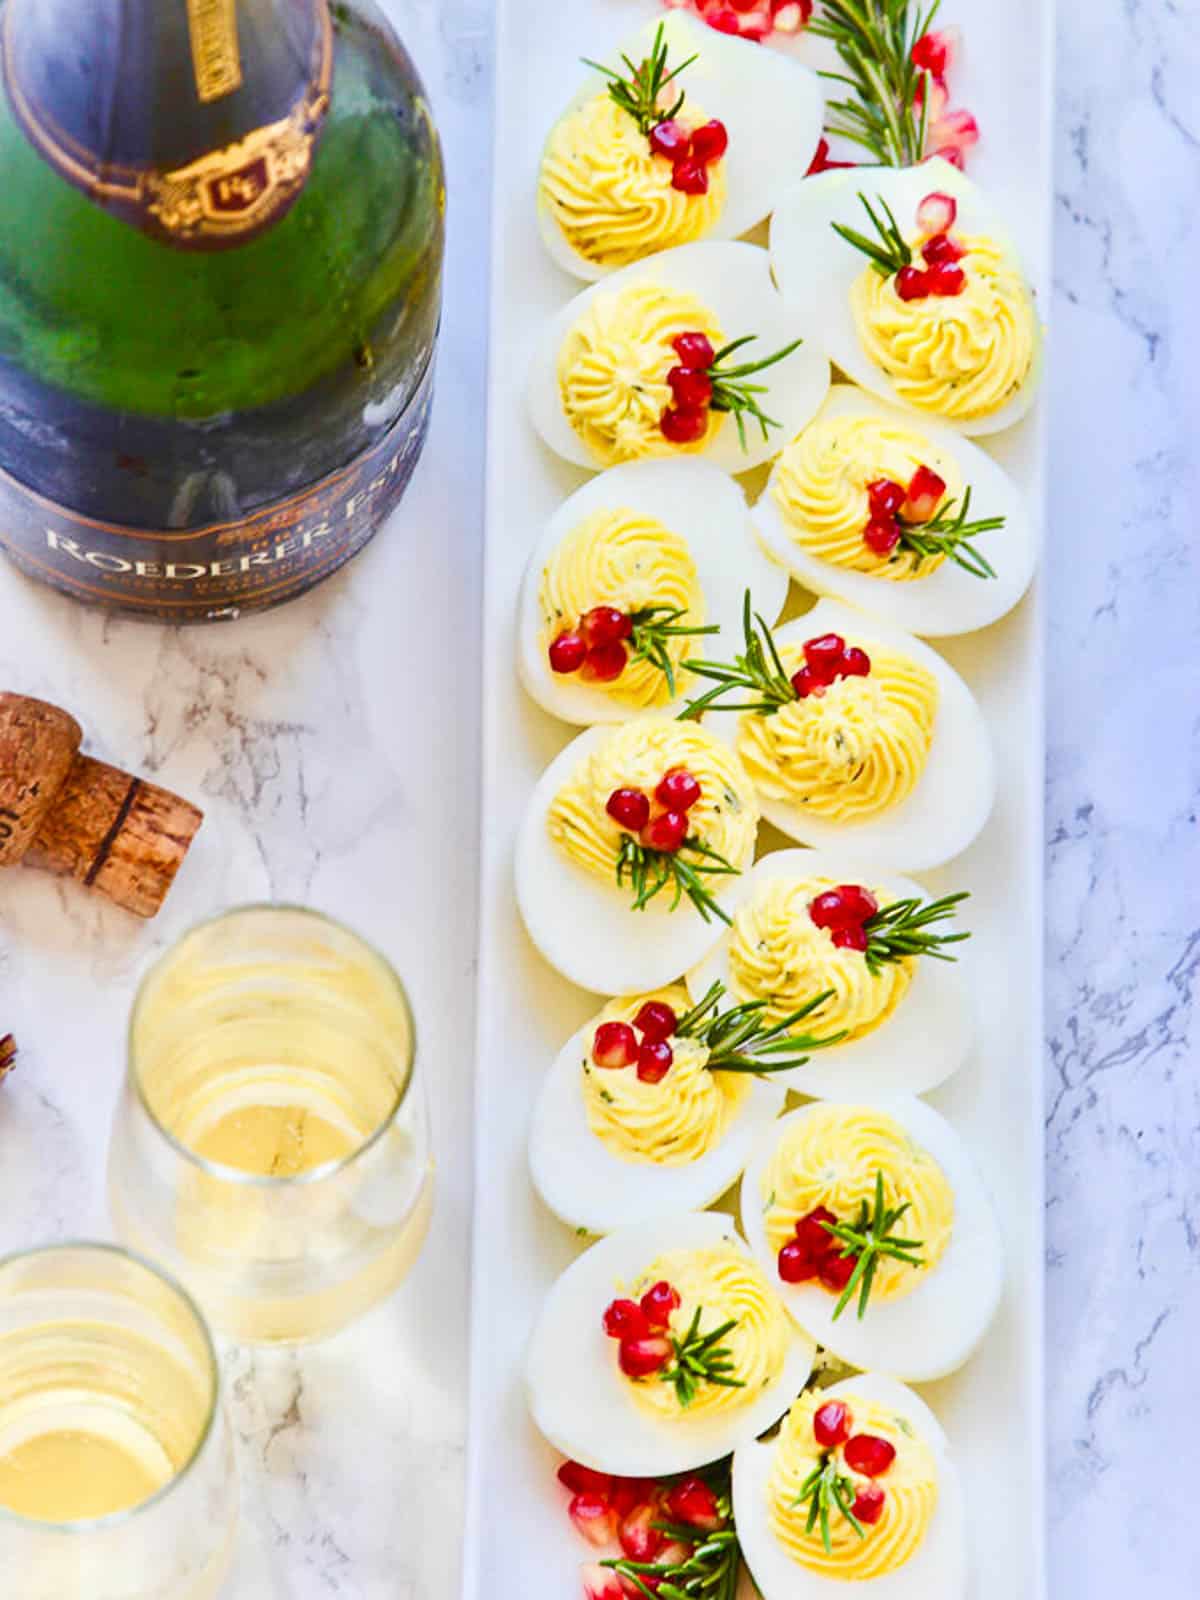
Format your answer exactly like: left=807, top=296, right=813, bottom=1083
left=771, top=159, right=1042, bottom=436
left=526, top=1212, right=815, bottom=1477
left=754, top=384, right=1037, bottom=635
left=527, top=241, right=830, bottom=474
left=690, top=597, right=995, bottom=871
left=734, top=1373, right=967, bottom=1596
left=519, top=459, right=788, bottom=724
left=688, top=849, right=974, bottom=1099
left=538, top=12, right=823, bottom=279
left=516, top=716, right=759, bottom=993
left=740, top=1099, right=1004, bottom=1381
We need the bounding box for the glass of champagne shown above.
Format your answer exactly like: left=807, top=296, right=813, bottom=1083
left=0, top=1243, right=237, bottom=1599
left=108, top=906, right=433, bottom=1345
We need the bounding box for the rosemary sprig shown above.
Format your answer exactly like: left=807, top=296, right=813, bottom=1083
left=616, top=832, right=739, bottom=925
left=832, top=191, right=912, bottom=278
left=707, top=337, right=805, bottom=451
left=675, top=980, right=846, bottom=1074
left=863, top=891, right=969, bottom=974
left=897, top=488, right=1003, bottom=580
left=822, top=1169, right=925, bottom=1320
left=583, top=23, right=697, bottom=138
left=795, top=1453, right=865, bottom=1552
left=0, top=1034, right=15, bottom=1083
left=603, top=1462, right=740, bottom=1600
left=660, top=1306, right=745, bottom=1409
left=809, top=0, right=940, bottom=168
left=629, top=605, right=719, bottom=698
left=679, top=592, right=795, bottom=721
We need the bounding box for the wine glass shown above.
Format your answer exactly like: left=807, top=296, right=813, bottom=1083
left=0, top=1242, right=237, bottom=1599
left=108, top=905, right=433, bottom=1345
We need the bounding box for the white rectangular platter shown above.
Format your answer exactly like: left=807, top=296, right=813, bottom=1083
left=466, top=2, right=1051, bottom=1595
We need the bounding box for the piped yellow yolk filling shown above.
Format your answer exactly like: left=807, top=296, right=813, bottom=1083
left=728, top=876, right=912, bottom=1043
left=539, top=508, right=705, bottom=709
left=548, top=717, right=758, bottom=887
left=761, top=1105, right=954, bottom=1304
left=557, top=284, right=726, bottom=466
left=540, top=93, right=727, bottom=268
left=581, top=986, right=751, bottom=1165
left=772, top=415, right=963, bottom=581
left=768, top=1390, right=939, bottom=1579
left=735, top=642, right=937, bottom=822
left=850, top=233, right=1037, bottom=422
left=623, top=1244, right=791, bottom=1420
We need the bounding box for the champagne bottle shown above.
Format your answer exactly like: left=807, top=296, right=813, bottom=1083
left=0, top=0, right=444, bottom=622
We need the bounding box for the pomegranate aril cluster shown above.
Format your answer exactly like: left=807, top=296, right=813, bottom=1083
left=562, top=1458, right=726, bottom=1591
left=862, top=463, right=947, bottom=556
left=606, top=765, right=701, bottom=863
left=808, top=881, right=879, bottom=952
left=603, top=1280, right=681, bottom=1379
left=777, top=1204, right=856, bottom=1290
left=790, top=633, right=871, bottom=701
left=660, top=330, right=717, bottom=445
left=894, top=193, right=969, bottom=302
left=549, top=605, right=634, bottom=683
left=647, top=111, right=727, bottom=196
left=663, top=0, right=811, bottom=45
left=909, top=28, right=981, bottom=170
left=806, top=1401, right=896, bottom=1525
left=591, top=997, right=680, bottom=1084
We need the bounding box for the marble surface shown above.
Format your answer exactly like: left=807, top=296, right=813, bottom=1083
left=0, top=0, right=1194, bottom=1595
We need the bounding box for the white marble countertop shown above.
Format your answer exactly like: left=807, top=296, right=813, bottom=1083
left=0, top=0, right=1193, bottom=1594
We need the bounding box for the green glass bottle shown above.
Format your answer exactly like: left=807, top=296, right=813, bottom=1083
left=0, top=0, right=444, bottom=621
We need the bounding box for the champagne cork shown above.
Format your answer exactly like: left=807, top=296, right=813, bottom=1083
left=0, top=692, right=203, bottom=918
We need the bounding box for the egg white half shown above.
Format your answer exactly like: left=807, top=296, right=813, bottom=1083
left=527, top=240, right=831, bottom=475
left=687, top=849, right=974, bottom=1099
left=739, top=1098, right=1005, bottom=1381
left=525, top=1212, right=816, bottom=1477
left=733, top=1373, right=968, bottom=1600
left=529, top=1010, right=786, bottom=1234
left=516, top=720, right=758, bottom=995
left=538, top=11, right=824, bottom=281
left=770, top=159, right=1043, bottom=437
left=519, top=458, right=789, bottom=725
left=706, top=599, right=995, bottom=872
left=753, top=385, right=1038, bottom=636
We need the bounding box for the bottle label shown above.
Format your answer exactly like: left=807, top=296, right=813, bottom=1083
left=186, top=0, right=243, bottom=103
left=0, top=364, right=436, bottom=624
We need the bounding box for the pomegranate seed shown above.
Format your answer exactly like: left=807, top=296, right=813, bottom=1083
left=932, top=107, right=980, bottom=151
left=690, top=119, right=729, bottom=164
left=583, top=642, right=627, bottom=682
left=803, top=632, right=846, bottom=679
left=852, top=1483, right=887, bottom=1524
left=819, top=1250, right=857, bottom=1291
left=927, top=261, right=967, bottom=297
left=912, top=27, right=953, bottom=77
left=673, top=332, right=715, bottom=369
left=832, top=924, right=869, bottom=952
left=610, top=1477, right=654, bottom=1518
left=795, top=1206, right=838, bottom=1258
left=810, top=889, right=851, bottom=930
left=655, top=768, right=702, bottom=811
left=806, top=136, right=855, bottom=175
left=660, top=405, right=709, bottom=445
left=894, top=265, right=930, bottom=302
left=667, top=365, right=714, bottom=410
left=619, top=1503, right=665, bottom=1562
left=778, top=1239, right=818, bottom=1283
left=704, top=7, right=741, bottom=33
left=549, top=631, right=588, bottom=674
left=640, top=1281, right=681, bottom=1329
left=814, top=1400, right=853, bottom=1449
left=604, top=1298, right=652, bottom=1341
left=648, top=119, right=690, bottom=161
left=866, top=478, right=906, bottom=516
left=672, top=159, right=709, bottom=195
left=633, top=1000, right=678, bottom=1043
left=665, top=1477, right=723, bottom=1532
left=620, top=1334, right=672, bottom=1378
left=637, top=1039, right=674, bottom=1083
left=913, top=73, right=949, bottom=122
left=592, top=1021, right=638, bottom=1069
left=843, top=1434, right=897, bottom=1478
left=916, top=190, right=958, bottom=235
left=863, top=515, right=902, bottom=556
left=929, top=143, right=967, bottom=170
left=570, top=1491, right=617, bottom=1547
left=729, top=0, right=762, bottom=11
left=582, top=1565, right=626, bottom=1600
left=606, top=788, right=651, bottom=832
left=790, top=665, right=827, bottom=700
left=905, top=464, right=947, bottom=522
left=841, top=646, right=871, bottom=677
left=834, top=884, right=879, bottom=924
left=772, top=1, right=811, bottom=33
left=641, top=810, right=688, bottom=853
left=922, top=231, right=965, bottom=267
left=582, top=605, right=632, bottom=647
left=559, top=1460, right=613, bottom=1496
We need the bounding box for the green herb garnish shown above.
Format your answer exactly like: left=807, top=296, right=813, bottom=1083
left=675, top=980, right=846, bottom=1074
left=822, top=1169, right=925, bottom=1320
left=583, top=23, right=697, bottom=138
left=616, top=832, right=740, bottom=925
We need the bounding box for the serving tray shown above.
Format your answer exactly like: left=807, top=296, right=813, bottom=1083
left=465, top=2, right=1052, bottom=1593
